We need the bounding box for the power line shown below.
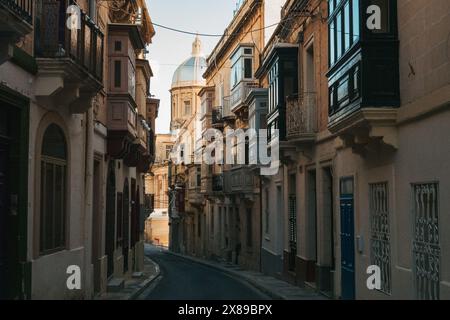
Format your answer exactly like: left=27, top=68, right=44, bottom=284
left=151, top=21, right=280, bottom=38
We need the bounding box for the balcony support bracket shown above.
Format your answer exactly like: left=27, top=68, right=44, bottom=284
left=329, top=108, right=398, bottom=155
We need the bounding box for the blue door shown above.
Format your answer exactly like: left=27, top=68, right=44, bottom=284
left=340, top=178, right=355, bottom=300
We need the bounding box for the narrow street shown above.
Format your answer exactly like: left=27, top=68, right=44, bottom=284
left=143, top=246, right=269, bottom=300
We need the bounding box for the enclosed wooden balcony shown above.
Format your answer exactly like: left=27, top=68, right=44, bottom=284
left=230, top=80, right=258, bottom=113
left=227, top=166, right=255, bottom=195
left=0, top=0, right=33, bottom=63
left=34, top=0, right=104, bottom=113
left=187, top=165, right=203, bottom=205
left=286, top=93, right=318, bottom=144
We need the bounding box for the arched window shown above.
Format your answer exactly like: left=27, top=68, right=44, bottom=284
left=40, top=124, right=67, bottom=255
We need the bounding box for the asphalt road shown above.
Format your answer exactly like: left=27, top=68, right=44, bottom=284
left=143, top=245, right=269, bottom=300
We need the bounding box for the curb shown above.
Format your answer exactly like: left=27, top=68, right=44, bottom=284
left=165, top=251, right=286, bottom=300
left=128, top=257, right=161, bottom=300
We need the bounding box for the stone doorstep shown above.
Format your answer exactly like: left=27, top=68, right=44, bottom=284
left=97, top=257, right=160, bottom=300
left=107, top=278, right=125, bottom=292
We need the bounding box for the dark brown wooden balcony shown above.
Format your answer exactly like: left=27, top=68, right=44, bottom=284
left=34, top=0, right=104, bottom=113
left=0, top=0, right=33, bottom=63
left=286, top=93, right=318, bottom=144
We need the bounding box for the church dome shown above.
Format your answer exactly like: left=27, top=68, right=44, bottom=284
left=171, top=36, right=207, bottom=88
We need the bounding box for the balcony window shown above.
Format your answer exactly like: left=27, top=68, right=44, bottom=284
left=328, top=0, right=361, bottom=68
left=327, top=0, right=399, bottom=118
left=114, top=60, right=121, bottom=87
left=184, top=100, right=191, bottom=116
left=230, top=46, right=254, bottom=88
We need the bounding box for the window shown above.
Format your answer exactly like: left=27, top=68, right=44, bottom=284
left=210, top=207, right=214, bottom=234
left=40, top=124, right=67, bottom=255
left=198, top=213, right=202, bottom=237
left=244, top=58, right=253, bottom=79
left=328, top=0, right=362, bottom=67
left=114, top=60, right=121, bottom=87
left=184, top=100, right=191, bottom=116
left=165, top=145, right=172, bottom=160
left=412, top=183, right=440, bottom=300
left=114, top=41, right=122, bottom=52
left=265, top=188, right=270, bottom=234
left=287, top=175, right=297, bottom=271
left=246, top=208, right=252, bottom=247
left=369, top=182, right=391, bottom=294
left=196, top=167, right=201, bottom=187
left=230, top=46, right=254, bottom=88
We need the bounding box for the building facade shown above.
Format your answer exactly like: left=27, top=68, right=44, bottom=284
left=0, top=0, right=158, bottom=299
left=167, top=36, right=207, bottom=254
left=169, top=0, right=450, bottom=301
left=145, top=134, right=173, bottom=247
left=326, top=0, right=450, bottom=300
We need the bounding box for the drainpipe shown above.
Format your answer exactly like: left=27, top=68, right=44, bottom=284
left=83, top=107, right=94, bottom=298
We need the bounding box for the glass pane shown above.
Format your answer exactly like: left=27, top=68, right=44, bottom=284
left=244, top=58, right=252, bottom=79
left=345, top=2, right=351, bottom=51
left=337, top=12, right=342, bottom=59
left=330, top=21, right=335, bottom=66
left=329, top=0, right=335, bottom=15
left=42, top=124, right=67, bottom=159
left=45, top=162, right=54, bottom=251
left=353, top=0, right=360, bottom=42
left=40, top=161, right=46, bottom=251
left=54, top=165, right=64, bottom=248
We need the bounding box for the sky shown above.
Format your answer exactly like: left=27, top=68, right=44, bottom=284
left=146, top=0, right=238, bottom=134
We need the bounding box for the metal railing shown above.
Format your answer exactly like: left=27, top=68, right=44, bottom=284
left=35, top=0, right=104, bottom=81
left=286, top=92, right=318, bottom=138
left=230, top=81, right=258, bottom=111
left=0, top=0, right=33, bottom=24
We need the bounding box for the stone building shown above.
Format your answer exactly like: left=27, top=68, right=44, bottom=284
left=256, top=0, right=333, bottom=294
left=145, top=134, right=174, bottom=248
left=167, top=36, right=207, bottom=254
left=325, top=0, right=450, bottom=300
left=0, top=0, right=158, bottom=299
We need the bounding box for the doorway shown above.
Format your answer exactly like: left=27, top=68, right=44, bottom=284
left=0, top=96, right=28, bottom=299
left=0, top=136, right=12, bottom=299
left=322, top=167, right=334, bottom=294
left=123, top=179, right=130, bottom=273
left=306, top=170, right=317, bottom=284
left=340, top=177, right=355, bottom=300
left=92, top=159, right=102, bottom=292
left=105, top=161, right=116, bottom=278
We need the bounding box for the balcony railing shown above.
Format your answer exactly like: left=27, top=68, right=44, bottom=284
left=286, top=92, right=318, bottom=141
left=0, top=0, right=33, bottom=24
left=212, top=174, right=224, bottom=192
left=230, top=81, right=258, bottom=112
left=35, top=0, right=104, bottom=81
